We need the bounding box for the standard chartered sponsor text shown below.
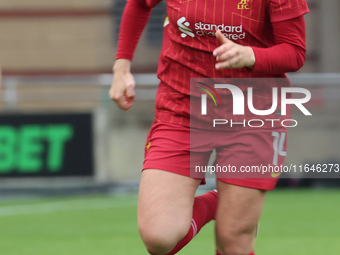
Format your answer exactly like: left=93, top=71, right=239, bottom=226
left=194, top=23, right=245, bottom=39
left=177, top=17, right=246, bottom=40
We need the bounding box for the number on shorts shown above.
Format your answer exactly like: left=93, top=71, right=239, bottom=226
left=272, top=132, right=287, bottom=166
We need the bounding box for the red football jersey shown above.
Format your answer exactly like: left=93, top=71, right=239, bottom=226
left=154, top=0, right=309, bottom=127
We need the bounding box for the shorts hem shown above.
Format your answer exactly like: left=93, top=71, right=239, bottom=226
left=143, top=161, right=206, bottom=185
left=218, top=178, right=278, bottom=191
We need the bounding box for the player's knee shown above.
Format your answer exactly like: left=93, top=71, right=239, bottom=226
left=139, top=224, right=188, bottom=255
left=217, top=230, right=255, bottom=255
left=217, top=244, right=249, bottom=255
left=142, top=235, right=175, bottom=255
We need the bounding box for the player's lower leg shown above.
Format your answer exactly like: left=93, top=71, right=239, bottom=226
left=148, top=190, right=218, bottom=255
left=215, top=182, right=265, bottom=255
left=215, top=224, right=258, bottom=255
left=167, top=190, right=217, bottom=254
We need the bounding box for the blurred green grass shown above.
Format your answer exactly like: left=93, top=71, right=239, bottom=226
left=0, top=189, right=339, bottom=255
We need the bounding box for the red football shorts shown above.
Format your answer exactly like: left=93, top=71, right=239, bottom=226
left=143, top=120, right=287, bottom=190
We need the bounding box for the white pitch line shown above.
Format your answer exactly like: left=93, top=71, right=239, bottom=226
left=0, top=199, right=136, bottom=217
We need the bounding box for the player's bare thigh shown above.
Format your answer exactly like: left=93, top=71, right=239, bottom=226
left=215, top=181, right=266, bottom=255
left=138, top=169, right=201, bottom=254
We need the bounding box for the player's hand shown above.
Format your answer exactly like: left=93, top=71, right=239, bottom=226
left=109, top=59, right=136, bottom=111
left=213, top=30, right=255, bottom=70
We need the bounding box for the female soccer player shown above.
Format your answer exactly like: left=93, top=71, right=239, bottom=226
left=110, top=0, right=309, bottom=254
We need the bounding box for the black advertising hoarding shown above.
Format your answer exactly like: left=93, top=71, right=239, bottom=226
left=0, top=113, right=94, bottom=177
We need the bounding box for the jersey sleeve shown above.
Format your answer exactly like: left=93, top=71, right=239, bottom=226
left=115, top=0, right=162, bottom=60
left=250, top=16, right=306, bottom=75
left=267, top=0, right=309, bottom=22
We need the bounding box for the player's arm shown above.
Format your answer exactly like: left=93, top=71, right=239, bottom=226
left=214, top=0, right=309, bottom=73
left=109, top=0, right=161, bottom=110
left=213, top=16, right=307, bottom=73
left=249, top=16, right=307, bottom=74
